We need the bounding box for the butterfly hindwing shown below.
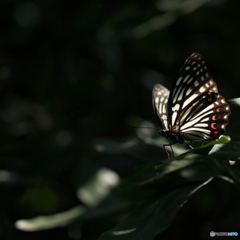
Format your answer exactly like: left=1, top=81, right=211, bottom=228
left=152, top=84, right=169, bottom=130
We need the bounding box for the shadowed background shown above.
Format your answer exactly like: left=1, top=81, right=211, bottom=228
left=0, top=0, right=240, bottom=239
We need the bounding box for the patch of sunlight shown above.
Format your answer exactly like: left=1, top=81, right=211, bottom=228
left=0, top=170, right=14, bottom=182
left=95, top=138, right=139, bottom=153
left=179, top=168, right=198, bottom=179
left=15, top=205, right=85, bottom=232
left=112, top=228, right=136, bottom=235
left=77, top=168, right=120, bottom=207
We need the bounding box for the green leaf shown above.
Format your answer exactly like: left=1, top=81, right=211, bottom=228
left=15, top=193, right=132, bottom=232
left=98, top=178, right=213, bottom=240
left=155, top=135, right=231, bottom=169
left=121, top=159, right=196, bottom=188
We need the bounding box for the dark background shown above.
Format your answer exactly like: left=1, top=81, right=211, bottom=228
left=0, top=0, right=240, bottom=239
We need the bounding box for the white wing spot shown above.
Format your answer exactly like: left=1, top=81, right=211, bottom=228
left=182, top=93, right=198, bottom=109
left=186, top=88, right=192, bottom=96
left=202, top=117, right=209, bottom=122
left=195, top=123, right=208, bottom=127
left=176, top=77, right=183, bottom=86
left=160, top=97, right=165, bottom=102
left=194, top=80, right=199, bottom=86
left=185, top=66, right=190, bottom=70
left=172, top=112, right=177, bottom=126
left=187, top=77, right=193, bottom=84
left=183, top=75, right=190, bottom=83
left=205, top=83, right=209, bottom=88
left=172, top=103, right=180, bottom=111
left=199, top=86, right=205, bottom=93
left=162, top=105, right=167, bottom=113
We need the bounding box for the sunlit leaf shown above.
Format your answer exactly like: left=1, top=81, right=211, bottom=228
left=15, top=205, right=86, bottom=232
left=77, top=167, right=120, bottom=207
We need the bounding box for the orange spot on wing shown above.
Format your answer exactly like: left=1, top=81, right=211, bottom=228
left=211, top=123, right=217, bottom=129
left=216, top=108, right=221, bottom=112
left=213, top=131, right=219, bottom=138
left=212, top=115, right=217, bottom=120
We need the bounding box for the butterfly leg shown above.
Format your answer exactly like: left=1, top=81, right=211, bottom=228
left=163, top=143, right=174, bottom=159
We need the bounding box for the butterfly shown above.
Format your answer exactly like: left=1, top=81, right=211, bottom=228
left=152, top=52, right=231, bottom=158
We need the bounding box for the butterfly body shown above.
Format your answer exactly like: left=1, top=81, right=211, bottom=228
left=152, top=53, right=231, bottom=156
left=159, top=129, right=185, bottom=144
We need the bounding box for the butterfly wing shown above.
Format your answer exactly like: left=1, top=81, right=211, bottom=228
left=168, top=52, right=230, bottom=140
left=179, top=78, right=230, bottom=140
left=152, top=84, right=169, bottom=130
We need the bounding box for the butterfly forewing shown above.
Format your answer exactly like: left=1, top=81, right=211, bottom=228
left=168, top=53, right=212, bottom=128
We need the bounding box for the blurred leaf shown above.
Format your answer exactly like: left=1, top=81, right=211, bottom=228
left=74, top=193, right=132, bottom=222
left=15, top=205, right=86, bottom=232
left=15, top=192, right=132, bottom=232
left=228, top=98, right=240, bottom=106
left=93, top=138, right=166, bottom=162
left=76, top=167, right=120, bottom=207
left=121, top=158, right=195, bottom=188
left=98, top=178, right=213, bottom=240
